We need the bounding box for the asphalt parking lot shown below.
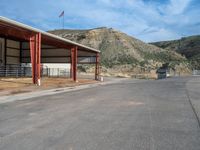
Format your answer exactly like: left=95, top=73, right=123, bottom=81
left=0, top=76, right=200, bottom=150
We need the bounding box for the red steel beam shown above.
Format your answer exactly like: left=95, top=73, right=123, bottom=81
left=0, top=25, right=34, bottom=41
left=41, top=35, right=74, bottom=49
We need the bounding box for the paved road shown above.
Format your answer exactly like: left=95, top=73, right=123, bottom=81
left=0, top=76, right=200, bottom=150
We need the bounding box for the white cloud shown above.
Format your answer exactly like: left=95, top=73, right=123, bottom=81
left=0, top=0, right=199, bottom=42
left=165, top=0, right=192, bottom=15
left=138, top=28, right=180, bottom=42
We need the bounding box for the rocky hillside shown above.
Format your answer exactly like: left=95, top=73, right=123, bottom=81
left=49, top=27, right=185, bottom=69
left=151, top=35, right=200, bottom=69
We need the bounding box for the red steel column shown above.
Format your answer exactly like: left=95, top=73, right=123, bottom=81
left=70, top=48, right=73, bottom=78
left=30, top=35, right=36, bottom=84
left=70, top=46, right=77, bottom=82
left=36, top=33, right=41, bottom=86
left=30, top=33, right=41, bottom=85
left=95, top=53, right=100, bottom=80
left=73, top=46, right=78, bottom=82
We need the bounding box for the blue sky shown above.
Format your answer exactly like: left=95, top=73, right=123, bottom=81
left=0, top=0, right=200, bottom=42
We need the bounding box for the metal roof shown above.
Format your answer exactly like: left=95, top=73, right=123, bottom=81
left=0, top=16, right=100, bottom=53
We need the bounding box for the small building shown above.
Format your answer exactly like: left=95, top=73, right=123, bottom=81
left=193, top=70, right=200, bottom=76
left=156, top=63, right=171, bottom=79
left=156, top=68, right=168, bottom=79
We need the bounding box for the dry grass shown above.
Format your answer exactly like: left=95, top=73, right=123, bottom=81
left=0, top=78, right=32, bottom=89
left=101, top=70, right=158, bottom=79
left=10, top=90, right=31, bottom=95
left=0, top=77, right=97, bottom=96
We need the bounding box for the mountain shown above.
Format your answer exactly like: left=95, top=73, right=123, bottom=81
left=49, top=27, right=185, bottom=70
left=151, top=35, right=200, bottom=69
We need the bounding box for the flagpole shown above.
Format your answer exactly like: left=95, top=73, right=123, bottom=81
left=59, top=11, right=64, bottom=30
left=63, top=13, right=64, bottom=29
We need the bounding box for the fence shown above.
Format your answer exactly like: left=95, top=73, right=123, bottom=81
left=0, top=65, right=31, bottom=77
left=0, top=65, right=70, bottom=78
left=193, top=70, right=200, bottom=76
left=0, top=65, right=96, bottom=80
left=42, top=67, right=70, bottom=77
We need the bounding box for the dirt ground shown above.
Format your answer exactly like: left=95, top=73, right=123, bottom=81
left=0, top=77, right=97, bottom=96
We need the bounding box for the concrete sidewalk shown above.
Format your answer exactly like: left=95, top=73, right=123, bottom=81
left=0, top=77, right=129, bottom=104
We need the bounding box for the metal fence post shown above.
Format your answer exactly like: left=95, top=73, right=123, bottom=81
left=16, top=69, right=18, bottom=78
left=6, top=68, right=7, bottom=77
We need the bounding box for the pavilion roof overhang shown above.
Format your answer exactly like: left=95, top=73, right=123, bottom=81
left=0, top=16, right=100, bottom=53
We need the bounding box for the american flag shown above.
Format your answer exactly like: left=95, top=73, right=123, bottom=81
left=59, top=11, right=64, bottom=18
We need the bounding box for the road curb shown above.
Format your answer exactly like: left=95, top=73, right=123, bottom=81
left=0, top=78, right=128, bottom=104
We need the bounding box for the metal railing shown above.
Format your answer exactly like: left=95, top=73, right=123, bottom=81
left=0, top=64, right=98, bottom=80
left=193, top=70, right=200, bottom=76
left=0, top=65, right=71, bottom=78
left=43, top=67, right=70, bottom=77
left=0, top=65, right=31, bottom=77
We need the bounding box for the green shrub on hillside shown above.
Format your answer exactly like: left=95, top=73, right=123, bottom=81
left=143, top=51, right=184, bottom=63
